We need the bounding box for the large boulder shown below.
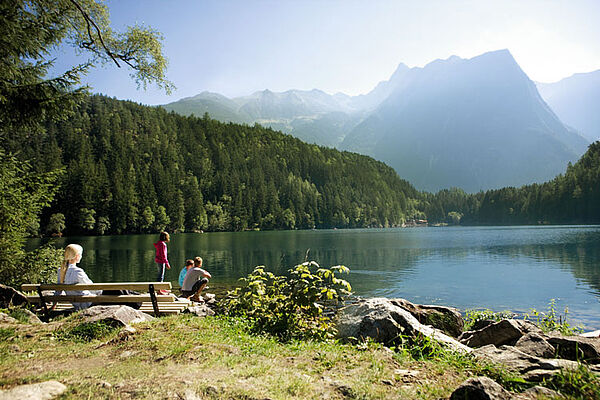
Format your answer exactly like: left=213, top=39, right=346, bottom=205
left=473, top=344, right=579, bottom=381
left=0, top=284, right=29, bottom=308
left=390, top=298, right=464, bottom=337
left=547, top=335, right=600, bottom=363
left=75, top=305, right=153, bottom=327
left=0, top=380, right=67, bottom=400
left=514, top=332, right=555, bottom=358
left=459, top=319, right=541, bottom=348
left=449, top=376, right=511, bottom=400
left=335, top=298, right=471, bottom=354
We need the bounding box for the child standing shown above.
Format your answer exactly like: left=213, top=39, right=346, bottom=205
left=153, top=231, right=171, bottom=282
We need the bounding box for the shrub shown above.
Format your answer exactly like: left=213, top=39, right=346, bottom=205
left=526, top=299, right=583, bottom=335
left=220, top=261, right=351, bottom=341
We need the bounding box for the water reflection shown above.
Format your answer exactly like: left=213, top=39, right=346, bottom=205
left=28, top=226, right=600, bottom=329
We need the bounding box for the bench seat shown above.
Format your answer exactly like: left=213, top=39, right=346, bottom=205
left=22, top=282, right=189, bottom=316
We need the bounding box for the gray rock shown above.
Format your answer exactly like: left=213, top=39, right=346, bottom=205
left=473, top=345, right=579, bottom=381
left=0, top=380, right=67, bottom=400
left=20, top=308, right=43, bottom=324
left=518, top=385, right=564, bottom=399
left=459, top=319, right=541, bottom=348
left=515, top=332, right=555, bottom=358
left=449, top=376, right=511, bottom=400
left=390, top=298, right=464, bottom=337
left=547, top=335, right=600, bottom=363
left=75, top=305, right=154, bottom=327
left=0, top=312, right=18, bottom=324
left=335, top=297, right=471, bottom=354
left=580, top=330, right=600, bottom=338
left=184, top=304, right=215, bottom=317
left=0, top=284, right=29, bottom=308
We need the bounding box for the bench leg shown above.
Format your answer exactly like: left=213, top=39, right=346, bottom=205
left=37, top=287, right=49, bottom=319
left=148, top=284, right=160, bottom=316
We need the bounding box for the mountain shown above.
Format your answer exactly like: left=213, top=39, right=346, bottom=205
left=162, top=89, right=366, bottom=147
left=341, top=50, right=589, bottom=192
left=537, top=70, right=600, bottom=142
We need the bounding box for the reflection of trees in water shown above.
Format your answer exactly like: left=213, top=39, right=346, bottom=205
left=487, top=231, right=600, bottom=296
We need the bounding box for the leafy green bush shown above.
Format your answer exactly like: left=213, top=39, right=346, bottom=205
left=526, top=299, right=583, bottom=335
left=220, top=261, right=351, bottom=341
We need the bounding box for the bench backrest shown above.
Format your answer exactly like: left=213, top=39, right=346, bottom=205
left=22, top=282, right=172, bottom=292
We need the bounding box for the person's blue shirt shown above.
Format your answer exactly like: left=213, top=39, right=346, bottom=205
left=178, top=267, right=187, bottom=287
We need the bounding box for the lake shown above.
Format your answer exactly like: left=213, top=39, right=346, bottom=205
left=29, top=225, right=600, bottom=330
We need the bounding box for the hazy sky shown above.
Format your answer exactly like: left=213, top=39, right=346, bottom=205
left=52, top=0, right=600, bottom=105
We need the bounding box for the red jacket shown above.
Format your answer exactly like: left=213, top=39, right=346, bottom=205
left=153, top=241, right=169, bottom=266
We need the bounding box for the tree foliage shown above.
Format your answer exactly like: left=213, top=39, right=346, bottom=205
left=0, top=0, right=170, bottom=286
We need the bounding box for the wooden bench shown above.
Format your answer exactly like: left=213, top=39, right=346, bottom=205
left=21, top=282, right=190, bottom=316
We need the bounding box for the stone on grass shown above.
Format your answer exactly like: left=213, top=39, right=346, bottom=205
left=184, top=304, right=215, bottom=317
left=0, top=380, right=67, bottom=400
left=76, top=305, right=153, bottom=327
left=473, top=344, right=579, bottom=381
left=335, top=297, right=471, bottom=354
left=514, top=332, right=555, bottom=358
left=547, top=335, right=600, bottom=363
left=449, top=376, right=511, bottom=400
left=390, top=298, right=464, bottom=337
left=459, top=319, right=540, bottom=348
left=0, top=312, right=18, bottom=324
left=518, top=385, right=564, bottom=399
left=0, top=284, right=29, bottom=308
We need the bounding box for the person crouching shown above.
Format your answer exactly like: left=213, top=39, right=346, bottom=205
left=181, top=256, right=211, bottom=302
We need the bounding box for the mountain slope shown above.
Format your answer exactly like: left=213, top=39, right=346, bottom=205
left=537, top=70, right=600, bottom=142
left=342, top=50, right=589, bottom=192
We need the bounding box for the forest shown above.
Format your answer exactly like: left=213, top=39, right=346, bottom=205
left=422, top=141, right=600, bottom=225
left=4, top=95, right=422, bottom=235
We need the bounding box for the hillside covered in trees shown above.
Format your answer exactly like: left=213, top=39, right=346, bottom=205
left=6, top=95, right=421, bottom=235
left=422, top=141, right=600, bottom=225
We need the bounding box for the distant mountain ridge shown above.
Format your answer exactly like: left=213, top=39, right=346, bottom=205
left=537, top=70, right=600, bottom=142
left=162, top=49, right=589, bottom=192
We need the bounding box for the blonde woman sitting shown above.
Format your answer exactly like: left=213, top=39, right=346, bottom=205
left=53, top=244, right=100, bottom=310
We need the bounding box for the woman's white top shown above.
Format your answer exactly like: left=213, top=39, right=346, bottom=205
left=55, top=264, right=101, bottom=310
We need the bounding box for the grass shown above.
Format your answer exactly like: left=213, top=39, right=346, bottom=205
left=0, top=312, right=598, bottom=399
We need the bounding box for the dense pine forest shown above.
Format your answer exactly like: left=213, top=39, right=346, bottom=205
left=423, top=141, right=600, bottom=225
left=5, top=95, right=422, bottom=235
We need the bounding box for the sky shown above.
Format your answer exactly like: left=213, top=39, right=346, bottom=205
left=51, top=0, right=600, bottom=105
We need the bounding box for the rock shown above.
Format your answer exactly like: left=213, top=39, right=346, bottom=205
left=204, top=293, right=216, bottom=305
left=517, top=385, right=564, bottom=399
left=449, top=376, right=511, bottom=400
left=514, top=332, right=555, bottom=358
left=473, top=345, right=579, bottom=381
left=459, top=319, right=541, bottom=348
left=335, top=298, right=471, bottom=354
left=184, top=304, right=215, bottom=317
left=471, top=319, right=497, bottom=331
left=580, top=330, right=600, bottom=338
left=0, top=312, right=18, bottom=324
left=20, top=309, right=43, bottom=324
left=75, top=305, right=153, bottom=327
left=0, top=380, right=67, bottom=400
left=390, top=298, right=464, bottom=337
left=0, top=284, right=30, bottom=308
left=547, top=335, right=600, bottom=363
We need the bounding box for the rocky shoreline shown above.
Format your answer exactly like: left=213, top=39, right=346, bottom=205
left=2, top=284, right=599, bottom=399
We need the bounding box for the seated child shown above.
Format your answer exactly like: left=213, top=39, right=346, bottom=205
left=181, top=256, right=211, bottom=301
left=178, top=259, right=194, bottom=287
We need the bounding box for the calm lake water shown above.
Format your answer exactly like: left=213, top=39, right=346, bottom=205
left=29, top=226, right=600, bottom=329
